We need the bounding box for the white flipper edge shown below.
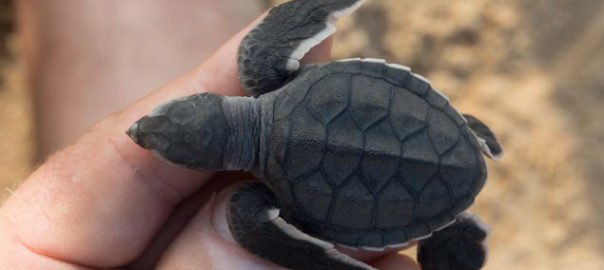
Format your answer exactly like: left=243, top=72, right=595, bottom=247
left=286, top=0, right=367, bottom=71
left=477, top=136, right=503, bottom=161
left=271, top=215, right=377, bottom=270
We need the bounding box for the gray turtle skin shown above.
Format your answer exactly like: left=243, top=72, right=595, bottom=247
left=127, top=1, right=503, bottom=270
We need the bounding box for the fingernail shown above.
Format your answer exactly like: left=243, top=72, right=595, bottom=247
left=211, top=190, right=238, bottom=245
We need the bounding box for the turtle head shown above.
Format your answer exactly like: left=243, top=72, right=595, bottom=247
left=127, top=93, right=231, bottom=171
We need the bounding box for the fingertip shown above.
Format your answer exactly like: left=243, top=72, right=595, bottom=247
left=197, top=11, right=332, bottom=96
left=192, top=11, right=269, bottom=97
left=373, top=252, right=420, bottom=270
left=301, top=36, right=333, bottom=64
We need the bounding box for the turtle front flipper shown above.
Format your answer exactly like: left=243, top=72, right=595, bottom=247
left=238, top=0, right=365, bottom=96
left=226, top=183, right=376, bottom=270
left=417, top=213, right=490, bottom=270
left=463, top=114, right=503, bottom=160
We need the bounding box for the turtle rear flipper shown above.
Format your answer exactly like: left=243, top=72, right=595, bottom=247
left=227, top=183, right=376, bottom=270
left=463, top=114, right=503, bottom=160
left=417, top=213, right=490, bottom=270
left=238, top=0, right=365, bottom=96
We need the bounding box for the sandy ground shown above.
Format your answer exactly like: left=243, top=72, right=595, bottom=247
left=2, top=0, right=604, bottom=269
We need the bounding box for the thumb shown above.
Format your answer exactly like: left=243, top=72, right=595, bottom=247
left=154, top=182, right=286, bottom=269
left=158, top=181, right=420, bottom=270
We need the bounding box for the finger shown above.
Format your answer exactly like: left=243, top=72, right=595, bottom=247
left=127, top=172, right=249, bottom=269
left=157, top=184, right=407, bottom=270
left=373, top=253, right=420, bottom=270
left=0, top=15, right=333, bottom=270
left=154, top=185, right=285, bottom=270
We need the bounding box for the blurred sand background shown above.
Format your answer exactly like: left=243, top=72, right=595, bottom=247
left=1, top=0, right=604, bottom=269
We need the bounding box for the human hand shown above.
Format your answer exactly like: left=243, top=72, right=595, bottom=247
left=0, top=14, right=420, bottom=270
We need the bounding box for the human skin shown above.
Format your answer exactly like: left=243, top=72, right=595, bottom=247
left=17, top=0, right=262, bottom=161
left=0, top=12, right=420, bottom=270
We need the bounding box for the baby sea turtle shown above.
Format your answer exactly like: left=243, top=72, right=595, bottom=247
left=127, top=0, right=503, bottom=269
